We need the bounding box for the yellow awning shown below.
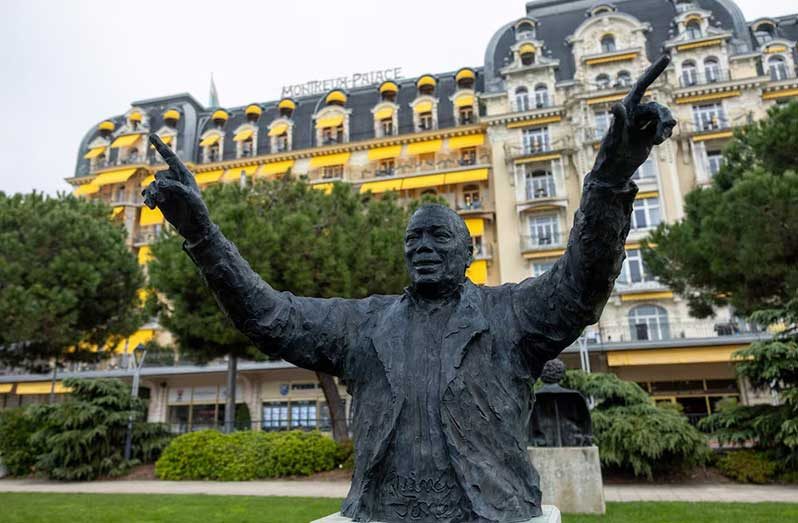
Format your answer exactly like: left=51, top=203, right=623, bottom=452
left=312, top=183, right=333, bottom=194
left=763, top=88, right=798, bottom=101
left=140, top=206, right=164, bottom=226
left=676, top=91, right=740, bottom=104
left=163, top=109, right=180, bottom=121
left=233, top=129, right=254, bottom=142
left=16, top=382, right=71, bottom=395
left=278, top=98, right=296, bottom=111
left=98, top=120, right=115, bottom=132
left=199, top=134, right=221, bottom=147
left=140, top=174, right=155, bottom=187
left=454, top=94, right=475, bottom=108
left=195, top=169, right=224, bottom=185
left=519, top=43, right=536, bottom=55
left=94, top=168, right=138, bottom=186
left=111, top=206, right=124, bottom=218
left=110, top=134, right=142, bottom=148
left=380, top=81, right=398, bottom=94
left=316, top=114, right=344, bottom=129
left=326, top=91, right=347, bottom=105
left=84, top=146, right=107, bottom=159
left=137, top=245, right=153, bottom=266
left=465, top=218, right=484, bottom=236
left=129, top=111, right=142, bottom=122
left=466, top=259, right=488, bottom=285
left=156, top=134, right=173, bottom=145
left=367, top=145, right=402, bottom=161
left=112, top=329, right=155, bottom=354
left=360, top=179, right=404, bottom=194
left=607, top=345, right=746, bottom=367
left=374, top=106, right=395, bottom=120
left=448, top=135, right=484, bottom=149
left=0, top=384, right=13, bottom=393
left=245, top=104, right=263, bottom=116
left=414, top=101, right=433, bottom=113
left=620, top=291, right=674, bottom=302
left=222, top=165, right=259, bottom=182
left=259, top=160, right=294, bottom=177
left=310, top=153, right=350, bottom=168
left=212, top=109, right=229, bottom=121
left=585, top=52, right=638, bottom=66
left=74, top=182, right=100, bottom=196
left=407, top=139, right=442, bottom=155
left=444, top=168, right=489, bottom=185
left=402, top=174, right=444, bottom=190
left=455, top=68, right=476, bottom=83
left=268, top=123, right=289, bottom=137
left=417, top=75, right=437, bottom=89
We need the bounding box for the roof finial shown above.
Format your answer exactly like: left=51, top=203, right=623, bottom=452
left=209, top=73, right=220, bottom=108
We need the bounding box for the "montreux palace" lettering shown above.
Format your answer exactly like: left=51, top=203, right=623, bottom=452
left=281, top=67, right=403, bottom=98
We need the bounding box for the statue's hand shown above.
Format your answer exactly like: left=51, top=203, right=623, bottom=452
left=142, top=134, right=213, bottom=243
left=594, top=55, right=677, bottom=183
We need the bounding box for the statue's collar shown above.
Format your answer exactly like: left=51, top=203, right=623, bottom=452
left=402, top=281, right=466, bottom=306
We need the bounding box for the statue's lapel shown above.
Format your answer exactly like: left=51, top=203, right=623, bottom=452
left=441, top=282, right=488, bottom=391
left=371, top=295, right=410, bottom=397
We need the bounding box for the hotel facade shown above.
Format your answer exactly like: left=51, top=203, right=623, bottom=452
left=2, top=0, right=796, bottom=432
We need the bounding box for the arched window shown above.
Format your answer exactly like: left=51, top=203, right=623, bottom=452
left=600, top=34, right=616, bottom=53
left=629, top=305, right=670, bottom=341
left=616, top=71, right=632, bottom=87
left=685, top=20, right=702, bottom=40
left=534, top=84, right=549, bottom=108
left=596, top=74, right=611, bottom=89
left=704, top=57, right=721, bottom=82
left=768, top=55, right=788, bottom=81
left=681, top=60, right=697, bottom=86
left=515, top=86, right=530, bottom=112
left=754, top=23, right=775, bottom=44
left=516, top=21, right=535, bottom=40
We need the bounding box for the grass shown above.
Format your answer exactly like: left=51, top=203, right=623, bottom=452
left=1, top=494, right=797, bottom=523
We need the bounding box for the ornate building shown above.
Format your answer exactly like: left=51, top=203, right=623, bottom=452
left=3, top=0, right=796, bottom=430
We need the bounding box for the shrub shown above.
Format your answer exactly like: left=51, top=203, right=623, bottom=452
left=335, top=439, right=354, bottom=470
left=0, top=409, right=41, bottom=476
left=557, top=370, right=709, bottom=479
left=717, top=450, right=778, bottom=484
left=29, top=378, right=172, bottom=480
left=155, top=430, right=339, bottom=481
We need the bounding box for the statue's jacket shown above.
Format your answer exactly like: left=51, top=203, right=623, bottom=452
left=184, top=172, right=636, bottom=522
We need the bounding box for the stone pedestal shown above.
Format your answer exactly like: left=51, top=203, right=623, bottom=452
left=527, top=446, right=605, bottom=514
left=311, top=506, right=561, bottom=523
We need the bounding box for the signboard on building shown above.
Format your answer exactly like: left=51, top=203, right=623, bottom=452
left=281, top=68, right=403, bottom=98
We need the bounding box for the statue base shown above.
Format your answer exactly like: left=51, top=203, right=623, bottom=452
left=310, top=505, right=561, bottom=523
left=527, top=446, right=605, bottom=514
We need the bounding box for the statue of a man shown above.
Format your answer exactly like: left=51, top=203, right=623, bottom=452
left=144, top=57, right=675, bottom=522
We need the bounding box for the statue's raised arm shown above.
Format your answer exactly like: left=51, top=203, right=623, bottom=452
left=512, top=56, right=676, bottom=372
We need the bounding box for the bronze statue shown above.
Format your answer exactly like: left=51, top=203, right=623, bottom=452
left=529, top=359, right=592, bottom=448
left=143, top=57, right=675, bottom=522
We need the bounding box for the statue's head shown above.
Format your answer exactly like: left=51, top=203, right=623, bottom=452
left=404, top=204, right=473, bottom=299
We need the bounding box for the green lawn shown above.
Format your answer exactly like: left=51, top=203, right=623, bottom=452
left=1, top=494, right=797, bottom=523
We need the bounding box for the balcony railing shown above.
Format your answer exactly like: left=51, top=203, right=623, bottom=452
left=524, top=180, right=557, bottom=201
left=521, top=232, right=564, bottom=251
left=769, top=67, right=797, bottom=82
left=511, top=96, right=556, bottom=113
left=456, top=200, right=486, bottom=212
left=522, top=141, right=552, bottom=156
left=679, top=69, right=730, bottom=87
left=693, top=115, right=729, bottom=133
left=573, top=319, right=765, bottom=346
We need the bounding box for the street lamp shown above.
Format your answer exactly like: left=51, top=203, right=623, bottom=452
left=123, top=343, right=147, bottom=462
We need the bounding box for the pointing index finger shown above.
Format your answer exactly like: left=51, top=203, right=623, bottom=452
left=625, top=55, right=670, bottom=108
left=149, top=134, right=196, bottom=188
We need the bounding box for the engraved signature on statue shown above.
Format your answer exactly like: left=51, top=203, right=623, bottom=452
left=381, top=472, right=466, bottom=521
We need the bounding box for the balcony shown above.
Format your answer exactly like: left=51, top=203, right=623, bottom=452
left=679, top=69, right=730, bottom=88
left=521, top=231, right=564, bottom=252
left=110, top=192, right=144, bottom=207
left=768, top=66, right=797, bottom=82
left=511, top=95, right=556, bottom=113
left=572, top=318, right=765, bottom=346
left=693, top=114, right=729, bottom=133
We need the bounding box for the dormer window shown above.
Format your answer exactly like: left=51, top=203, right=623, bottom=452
left=211, top=109, right=229, bottom=128
left=163, top=109, right=180, bottom=128
left=681, top=60, right=698, bottom=86
left=241, top=137, right=254, bottom=157
left=685, top=20, right=702, bottom=39
left=417, top=75, right=436, bottom=96
left=519, top=43, right=536, bottom=66
left=675, top=1, right=696, bottom=14
left=534, top=84, right=549, bottom=108
left=516, top=21, right=535, bottom=40
left=278, top=98, right=296, bottom=118
left=515, top=86, right=530, bottom=112
left=208, top=142, right=220, bottom=162
left=704, top=57, right=721, bottom=82
left=316, top=112, right=346, bottom=145
left=199, top=132, right=222, bottom=162
left=769, top=55, right=788, bottom=81
left=325, top=90, right=347, bottom=107
left=274, top=133, right=289, bottom=152
left=455, top=68, right=476, bottom=90
left=245, top=104, right=262, bottom=123
left=379, top=81, right=398, bottom=102
left=600, top=35, right=616, bottom=53
left=129, top=111, right=142, bottom=130
left=458, top=106, right=474, bottom=125
left=321, top=125, right=344, bottom=145
left=754, top=23, right=776, bottom=44
left=418, top=112, right=433, bottom=131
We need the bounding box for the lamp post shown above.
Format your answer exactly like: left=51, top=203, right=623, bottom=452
left=123, top=343, right=147, bottom=462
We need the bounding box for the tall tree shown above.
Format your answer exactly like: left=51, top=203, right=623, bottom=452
left=147, top=177, right=412, bottom=441
left=0, top=192, right=144, bottom=373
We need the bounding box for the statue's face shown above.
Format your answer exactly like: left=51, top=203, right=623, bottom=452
left=404, top=206, right=472, bottom=299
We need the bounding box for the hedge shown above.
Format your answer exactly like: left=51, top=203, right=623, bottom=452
left=155, top=430, right=342, bottom=481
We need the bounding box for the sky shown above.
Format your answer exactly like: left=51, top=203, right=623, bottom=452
left=0, top=0, right=795, bottom=196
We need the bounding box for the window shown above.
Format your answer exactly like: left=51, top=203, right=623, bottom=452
left=693, top=102, right=726, bottom=131
left=515, top=86, right=530, bottom=112
left=472, top=236, right=484, bottom=257
left=517, top=21, right=535, bottom=40
left=629, top=305, right=670, bottom=341
left=522, top=127, right=550, bottom=155
left=704, top=57, right=721, bottom=82
left=377, top=158, right=395, bottom=177
left=616, top=71, right=632, bottom=87
left=632, top=156, right=657, bottom=180
left=125, top=148, right=140, bottom=164
left=631, top=197, right=661, bottom=230
left=462, top=185, right=481, bottom=209
left=601, top=34, right=616, bottom=53
left=290, top=401, right=318, bottom=428
left=115, top=185, right=126, bottom=203
left=525, top=168, right=556, bottom=200
left=459, top=106, right=474, bottom=125
left=521, top=50, right=535, bottom=66
left=262, top=401, right=289, bottom=431
left=274, top=133, right=289, bottom=152
left=534, top=84, right=549, bottom=108
left=681, top=60, right=697, bottom=86
left=207, top=143, right=220, bottom=162
left=769, top=55, right=788, bottom=81
left=675, top=1, right=696, bottom=13
left=619, top=249, right=656, bottom=285
left=595, top=110, right=611, bottom=138
left=532, top=262, right=555, bottom=278
left=754, top=24, right=775, bottom=44
left=240, top=137, right=254, bottom=157
left=321, top=125, right=344, bottom=145
left=460, top=147, right=477, bottom=166
left=528, top=215, right=560, bottom=246
left=596, top=73, right=611, bottom=90
left=380, top=118, right=394, bottom=137
left=418, top=112, right=433, bottom=131
left=322, top=164, right=343, bottom=179
left=685, top=20, right=702, bottom=39
left=706, top=150, right=723, bottom=176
